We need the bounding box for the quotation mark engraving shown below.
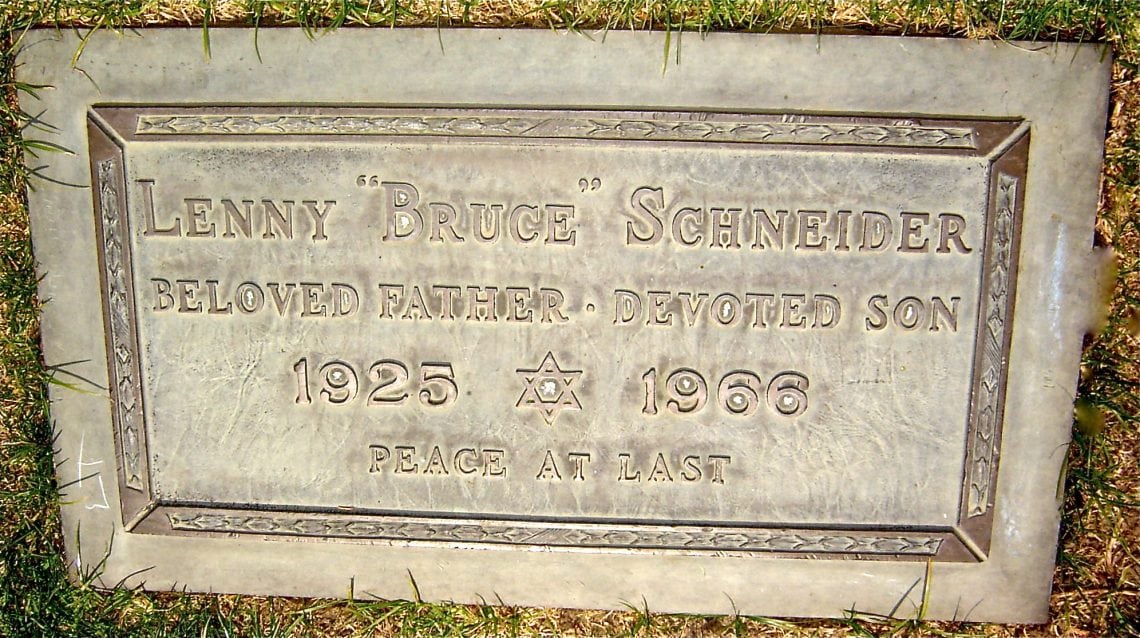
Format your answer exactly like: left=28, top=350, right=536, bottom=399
left=515, top=352, right=583, bottom=425
left=578, top=177, right=601, bottom=192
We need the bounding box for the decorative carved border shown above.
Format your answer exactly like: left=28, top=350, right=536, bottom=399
left=165, top=510, right=944, bottom=556
left=968, top=174, right=1019, bottom=517
left=955, top=129, right=1028, bottom=557
left=132, top=109, right=976, bottom=149
left=95, top=152, right=145, bottom=489
left=89, top=114, right=154, bottom=527
left=90, top=106, right=1025, bottom=561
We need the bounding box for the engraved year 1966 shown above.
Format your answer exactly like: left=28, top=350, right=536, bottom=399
left=641, top=367, right=809, bottom=417
left=292, top=357, right=457, bottom=407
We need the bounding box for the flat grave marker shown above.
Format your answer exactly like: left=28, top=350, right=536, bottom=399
left=19, top=29, right=1110, bottom=622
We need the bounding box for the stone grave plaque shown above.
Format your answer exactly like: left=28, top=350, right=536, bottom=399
left=19, top=29, right=1109, bottom=622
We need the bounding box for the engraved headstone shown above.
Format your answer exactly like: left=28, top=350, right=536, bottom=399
left=20, top=29, right=1109, bottom=622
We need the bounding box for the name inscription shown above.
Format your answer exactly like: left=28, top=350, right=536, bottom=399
left=88, top=106, right=1027, bottom=562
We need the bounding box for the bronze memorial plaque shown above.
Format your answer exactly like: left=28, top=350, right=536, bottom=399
left=20, top=29, right=1109, bottom=621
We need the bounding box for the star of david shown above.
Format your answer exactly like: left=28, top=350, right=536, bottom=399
left=515, top=352, right=583, bottom=425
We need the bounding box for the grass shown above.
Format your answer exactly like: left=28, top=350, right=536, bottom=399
left=1, top=1, right=1138, bottom=636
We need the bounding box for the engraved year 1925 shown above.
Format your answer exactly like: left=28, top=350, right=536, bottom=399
left=292, top=357, right=457, bottom=407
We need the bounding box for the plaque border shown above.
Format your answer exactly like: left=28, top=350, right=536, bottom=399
left=87, top=105, right=1028, bottom=563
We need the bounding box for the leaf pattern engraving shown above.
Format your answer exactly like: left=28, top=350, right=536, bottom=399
left=168, top=512, right=943, bottom=556
left=96, top=158, right=143, bottom=491
left=968, top=173, right=1018, bottom=517
left=136, top=113, right=976, bottom=149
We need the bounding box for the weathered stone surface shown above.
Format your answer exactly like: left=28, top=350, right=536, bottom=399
left=19, top=29, right=1110, bottom=622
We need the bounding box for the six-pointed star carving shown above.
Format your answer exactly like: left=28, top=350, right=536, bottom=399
left=515, top=352, right=583, bottom=425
